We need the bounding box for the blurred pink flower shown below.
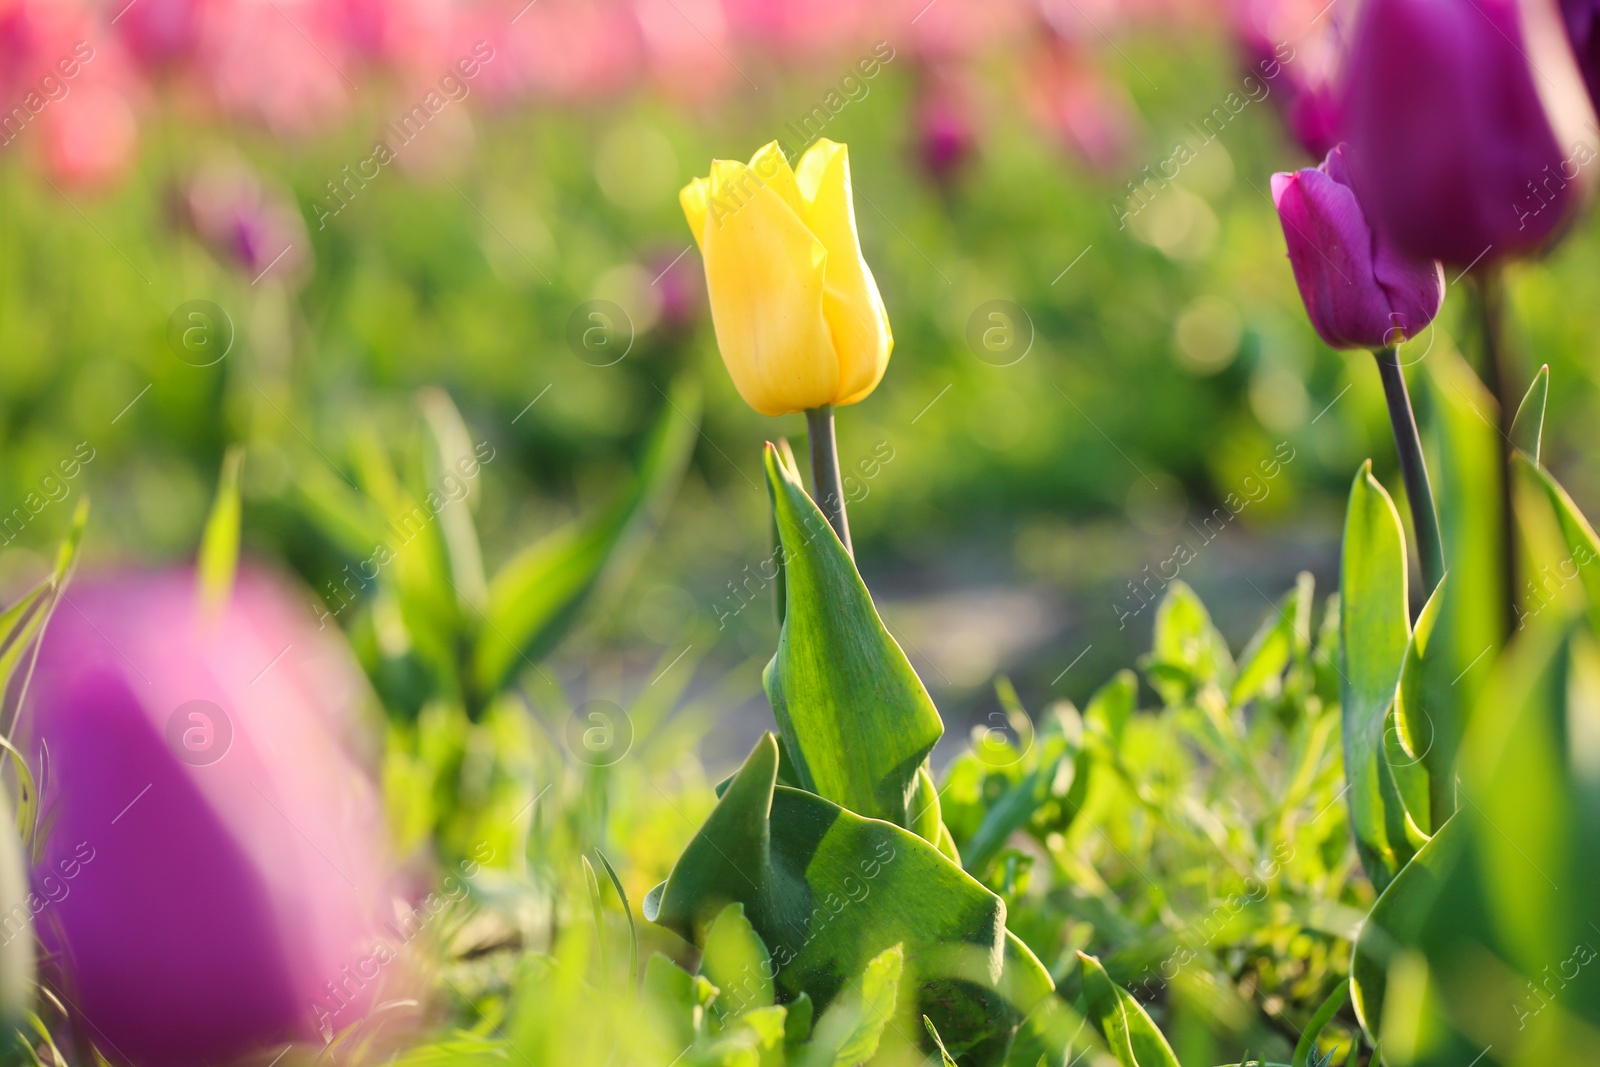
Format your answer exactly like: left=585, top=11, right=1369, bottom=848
left=1231, top=0, right=1345, bottom=158
left=114, top=0, right=214, bottom=70
left=1272, top=144, right=1445, bottom=349
left=721, top=0, right=875, bottom=59
left=39, top=83, right=138, bottom=189
left=186, top=157, right=311, bottom=283
left=1024, top=34, right=1141, bottom=175
left=25, top=567, right=398, bottom=1066
left=199, top=0, right=351, bottom=136
left=633, top=0, right=738, bottom=103
left=496, top=0, right=643, bottom=103
left=312, top=0, right=454, bottom=72
left=645, top=243, right=704, bottom=330
left=904, top=0, right=1031, bottom=64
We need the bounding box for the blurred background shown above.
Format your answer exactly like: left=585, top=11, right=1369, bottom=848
left=4, top=0, right=1599, bottom=767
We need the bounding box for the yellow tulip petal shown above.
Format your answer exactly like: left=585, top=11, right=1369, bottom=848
left=794, top=139, right=892, bottom=407
left=746, top=140, right=806, bottom=219
left=680, top=177, right=711, bottom=252
left=699, top=158, right=837, bottom=416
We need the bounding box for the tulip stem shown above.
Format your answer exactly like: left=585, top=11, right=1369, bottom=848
left=1374, top=347, right=1445, bottom=596
left=805, top=406, right=853, bottom=555
left=1476, top=268, right=1519, bottom=642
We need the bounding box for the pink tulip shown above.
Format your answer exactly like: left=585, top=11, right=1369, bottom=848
left=914, top=66, right=980, bottom=184
left=1231, top=0, right=1345, bottom=158
left=39, top=83, right=138, bottom=189
left=1271, top=144, right=1445, bottom=350
left=1024, top=34, right=1140, bottom=175
left=199, top=0, right=350, bottom=136
left=23, top=568, right=397, bottom=1066
left=114, top=0, right=213, bottom=70
left=1342, top=0, right=1598, bottom=263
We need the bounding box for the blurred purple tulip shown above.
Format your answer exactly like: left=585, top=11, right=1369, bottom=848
left=1231, top=0, right=1345, bottom=159
left=914, top=68, right=980, bottom=184
left=186, top=158, right=310, bottom=284
left=1563, top=0, right=1600, bottom=111
left=1342, top=0, right=1596, bottom=264
left=24, top=567, right=397, bottom=1066
left=1272, top=145, right=1445, bottom=350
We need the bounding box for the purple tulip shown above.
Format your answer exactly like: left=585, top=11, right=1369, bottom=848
left=1271, top=145, right=1445, bottom=350
left=1342, top=0, right=1595, bottom=264
left=1562, top=0, right=1600, bottom=112
left=22, top=567, right=397, bottom=1066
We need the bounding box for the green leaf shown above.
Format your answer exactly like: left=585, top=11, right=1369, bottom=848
left=761, top=444, right=945, bottom=834
left=0, top=787, right=32, bottom=1028
left=1509, top=363, right=1548, bottom=462
left=1348, top=815, right=1463, bottom=1043
left=1085, top=669, right=1137, bottom=745
left=1144, top=582, right=1234, bottom=705
left=924, top=1015, right=961, bottom=1066
left=701, top=904, right=774, bottom=1019
left=1394, top=577, right=1446, bottom=830
left=645, top=735, right=1053, bottom=1066
left=593, top=848, right=639, bottom=992
left=1292, top=981, right=1349, bottom=1067
left=799, top=945, right=903, bottom=1067
left=474, top=377, right=699, bottom=697
left=1517, top=454, right=1600, bottom=640
left=1232, top=575, right=1312, bottom=707
left=418, top=387, right=489, bottom=612
left=1413, top=351, right=1506, bottom=823
left=1076, top=950, right=1180, bottom=1067
left=197, top=445, right=244, bottom=615
left=1339, top=460, right=1411, bottom=888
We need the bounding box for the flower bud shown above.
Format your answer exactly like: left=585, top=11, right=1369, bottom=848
left=681, top=140, right=892, bottom=417
left=1272, top=145, right=1445, bottom=349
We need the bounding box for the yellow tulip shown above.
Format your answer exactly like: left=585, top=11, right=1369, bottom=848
left=680, top=140, right=893, bottom=417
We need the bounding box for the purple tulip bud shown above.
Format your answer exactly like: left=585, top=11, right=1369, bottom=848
left=1562, top=0, right=1600, bottom=112
left=1271, top=145, right=1445, bottom=350
left=1342, top=0, right=1599, bottom=264
left=23, top=568, right=399, bottom=1066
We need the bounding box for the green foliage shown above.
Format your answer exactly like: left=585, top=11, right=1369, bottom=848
left=760, top=443, right=947, bottom=842
left=1077, top=950, right=1181, bottom=1067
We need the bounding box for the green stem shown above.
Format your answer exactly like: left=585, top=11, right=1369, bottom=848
left=805, top=406, right=852, bottom=555
left=1374, top=347, right=1445, bottom=596
left=1476, top=268, right=1519, bottom=643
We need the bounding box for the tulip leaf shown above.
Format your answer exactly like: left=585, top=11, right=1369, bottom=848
left=419, top=387, right=490, bottom=612
left=474, top=378, right=699, bottom=698
left=644, top=734, right=1053, bottom=1066
left=1394, top=576, right=1445, bottom=832
left=1075, top=950, right=1180, bottom=1067
left=1291, top=981, right=1350, bottom=1067
left=1339, top=460, right=1410, bottom=888
left=1517, top=454, right=1600, bottom=640
left=760, top=444, right=946, bottom=837
left=1232, top=573, right=1313, bottom=707
left=798, top=945, right=903, bottom=1067
left=1509, top=364, right=1548, bottom=462
left=1413, top=351, right=1505, bottom=823
left=196, top=445, right=244, bottom=615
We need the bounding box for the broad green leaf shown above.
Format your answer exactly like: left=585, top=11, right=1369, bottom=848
left=1085, top=669, right=1137, bottom=745
left=1517, top=454, right=1600, bottom=640
left=1414, top=350, right=1505, bottom=823
left=1232, top=576, right=1312, bottom=707
left=761, top=444, right=945, bottom=834
left=645, top=734, right=1053, bottom=1066
left=799, top=945, right=903, bottom=1067
left=1292, top=981, right=1349, bottom=1067
left=702, top=904, right=775, bottom=1019
left=1144, top=581, right=1234, bottom=705
left=1076, top=950, right=1180, bottom=1067
left=474, top=378, right=699, bottom=697
left=197, top=445, right=244, bottom=615
left=1339, top=460, right=1410, bottom=887
left=1347, top=815, right=1464, bottom=1046
left=1508, top=363, right=1548, bottom=462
